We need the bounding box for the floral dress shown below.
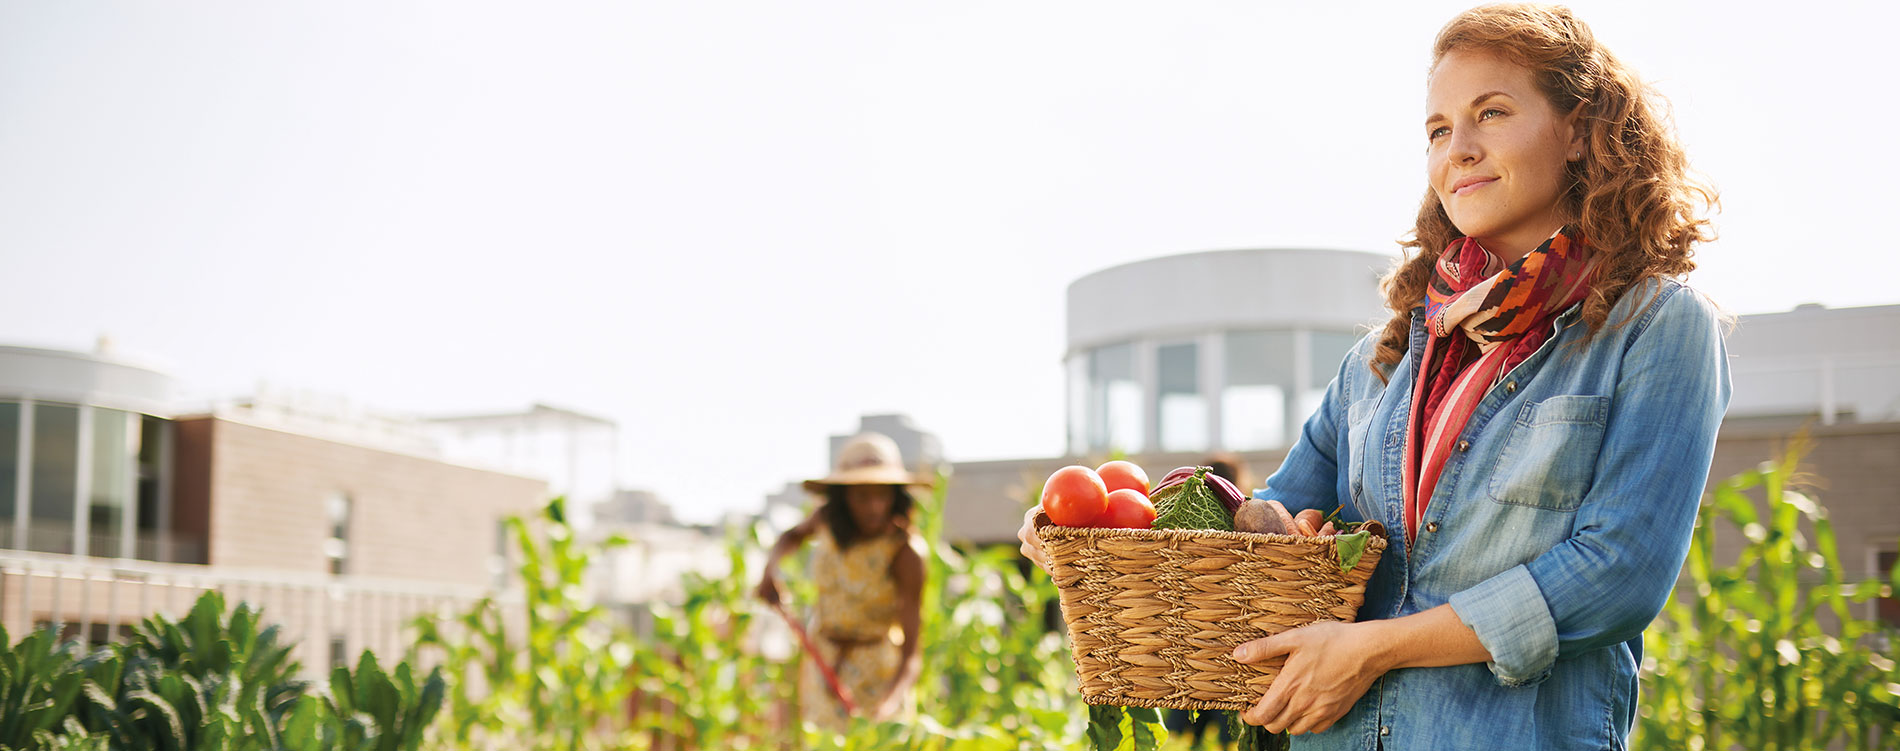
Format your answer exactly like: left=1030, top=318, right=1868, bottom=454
left=800, top=527, right=919, bottom=729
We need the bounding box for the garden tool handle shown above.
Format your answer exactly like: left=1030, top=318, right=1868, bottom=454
left=769, top=600, right=860, bottom=715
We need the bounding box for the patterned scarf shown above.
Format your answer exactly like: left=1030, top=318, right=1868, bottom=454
left=1402, top=227, right=1597, bottom=543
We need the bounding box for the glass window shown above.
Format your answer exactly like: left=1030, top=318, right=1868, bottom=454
left=1222, top=332, right=1295, bottom=450
left=1066, top=356, right=1088, bottom=455
left=135, top=416, right=167, bottom=560
left=89, top=408, right=132, bottom=558
left=326, top=492, right=351, bottom=575
left=1879, top=550, right=1899, bottom=629
left=1156, top=342, right=1206, bottom=452
left=1309, top=331, right=1363, bottom=386
left=1223, top=385, right=1286, bottom=451
left=29, top=403, right=79, bottom=554
left=1087, top=343, right=1142, bottom=454
left=137, top=417, right=165, bottom=533
left=1291, top=331, right=1368, bottom=438
left=492, top=519, right=511, bottom=590
left=0, top=402, right=17, bottom=547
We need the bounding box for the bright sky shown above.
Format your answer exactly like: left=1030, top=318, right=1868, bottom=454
left=3, top=1, right=1894, bottom=524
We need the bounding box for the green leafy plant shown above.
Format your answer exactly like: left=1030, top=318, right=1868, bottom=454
left=0, top=623, right=105, bottom=750
left=3, top=589, right=445, bottom=751
left=283, top=652, right=446, bottom=751
left=413, top=496, right=638, bottom=751
left=1639, top=434, right=1900, bottom=750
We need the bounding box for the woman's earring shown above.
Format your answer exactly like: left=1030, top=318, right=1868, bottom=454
left=1572, top=151, right=1581, bottom=160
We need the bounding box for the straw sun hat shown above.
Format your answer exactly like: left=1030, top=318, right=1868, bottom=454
left=802, top=432, right=931, bottom=493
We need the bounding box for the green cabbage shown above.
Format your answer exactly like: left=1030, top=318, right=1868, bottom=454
left=1149, top=469, right=1234, bottom=532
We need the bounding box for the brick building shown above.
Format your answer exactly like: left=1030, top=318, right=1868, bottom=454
left=0, top=344, right=548, bottom=669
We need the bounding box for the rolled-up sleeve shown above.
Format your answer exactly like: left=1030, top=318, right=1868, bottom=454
left=1448, top=286, right=1731, bottom=685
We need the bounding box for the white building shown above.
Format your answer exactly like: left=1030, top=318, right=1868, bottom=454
left=1065, top=248, right=1391, bottom=455
left=1722, top=302, right=1900, bottom=426
left=425, top=404, right=619, bottom=530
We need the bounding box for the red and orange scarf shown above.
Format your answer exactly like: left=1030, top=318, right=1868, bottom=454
left=1402, top=227, right=1598, bottom=543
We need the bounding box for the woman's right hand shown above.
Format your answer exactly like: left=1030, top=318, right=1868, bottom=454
left=755, top=569, right=783, bottom=606
left=1018, top=504, right=1052, bottom=575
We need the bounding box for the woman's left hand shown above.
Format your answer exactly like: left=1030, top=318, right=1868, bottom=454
left=1233, top=621, right=1391, bottom=735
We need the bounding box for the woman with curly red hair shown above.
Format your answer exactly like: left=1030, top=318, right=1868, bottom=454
left=1022, top=4, right=1729, bottom=748
left=1225, top=5, right=1730, bottom=748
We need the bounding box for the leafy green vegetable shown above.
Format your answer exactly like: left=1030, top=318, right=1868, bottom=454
left=1335, top=530, right=1371, bottom=573
left=1087, top=705, right=1123, bottom=751
left=1129, top=706, right=1162, bottom=750
left=1228, top=712, right=1289, bottom=751
left=1087, top=705, right=1164, bottom=751
left=1151, top=469, right=1234, bottom=532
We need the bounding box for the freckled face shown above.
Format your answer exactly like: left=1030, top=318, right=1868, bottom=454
left=1425, top=48, right=1584, bottom=261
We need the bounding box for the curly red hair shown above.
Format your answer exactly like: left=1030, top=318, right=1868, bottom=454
left=1371, top=3, right=1717, bottom=379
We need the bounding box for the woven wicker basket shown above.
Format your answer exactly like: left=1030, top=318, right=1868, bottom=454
left=1035, top=513, right=1386, bottom=711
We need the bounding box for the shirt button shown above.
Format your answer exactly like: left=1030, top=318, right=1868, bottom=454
left=1380, top=726, right=1392, bottom=736
left=1426, top=521, right=1440, bottom=534
left=1505, top=380, right=1517, bottom=393
left=1456, top=440, right=1471, bottom=452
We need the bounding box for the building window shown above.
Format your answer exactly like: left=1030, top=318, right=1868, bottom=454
left=0, top=401, right=18, bottom=549
left=87, top=408, right=133, bottom=559
left=1156, top=342, right=1206, bottom=452
left=1222, top=331, right=1294, bottom=450
left=491, top=519, right=511, bottom=590
left=0, top=399, right=173, bottom=561
left=135, top=416, right=166, bottom=560
left=330, top=634, right=349, bottom=668
left=1085, top=343, right=1142, bottom=454
left=29, top=403, right=79, bottom=554
left=1297, top=331, right=1364, bottom=426
left=1879, top=550, right=1899, bottom=629
left=325, top=492, right=351, bottom=575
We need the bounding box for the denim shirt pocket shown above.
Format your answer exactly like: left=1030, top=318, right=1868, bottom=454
left=1485, top=394, right=1610, bottom=511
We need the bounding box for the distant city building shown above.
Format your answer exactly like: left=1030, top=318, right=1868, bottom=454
left=0, top=343, right=558, bottom=671
left=1065, top=248, right=1390, bottom=456
left=425, top=404, right=620, bottom=530
left=0, top=345, right=188, bottom=562
left=595, top=488, right=678, bottom=527
left=829, top=414, right=944, bottom=475
left=1723, top=303, right=1900, bottom=427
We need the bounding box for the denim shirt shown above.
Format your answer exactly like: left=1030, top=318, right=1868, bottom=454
left=1260, top=279, right=1731, bottom=751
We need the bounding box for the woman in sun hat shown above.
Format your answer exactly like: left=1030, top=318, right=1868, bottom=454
left=757, top=432, right=930, bottom=728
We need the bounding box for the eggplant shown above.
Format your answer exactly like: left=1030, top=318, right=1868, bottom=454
left=1152, top=465, right=1247, bottom=514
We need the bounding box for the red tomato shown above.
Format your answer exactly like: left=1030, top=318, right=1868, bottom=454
left=1095, top=489, right=1157, bottom=529
left=1041, top=466, right=1109, bottom=527
left=1095, top=460, right=1150, bottom=496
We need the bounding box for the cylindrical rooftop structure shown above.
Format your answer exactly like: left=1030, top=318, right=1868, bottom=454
left=1064, top=248, right=1392, bottom=457
left=0, top=345, right=182, bottom=418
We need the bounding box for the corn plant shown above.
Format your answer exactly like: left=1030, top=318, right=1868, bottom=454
left=902, top=470, right=1083, bottom=748
left=413, top=496, right=639, bottom=751
left=631, top=525, right=791, bottom=750
left=1639, top=434, right=1900, bottom=750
